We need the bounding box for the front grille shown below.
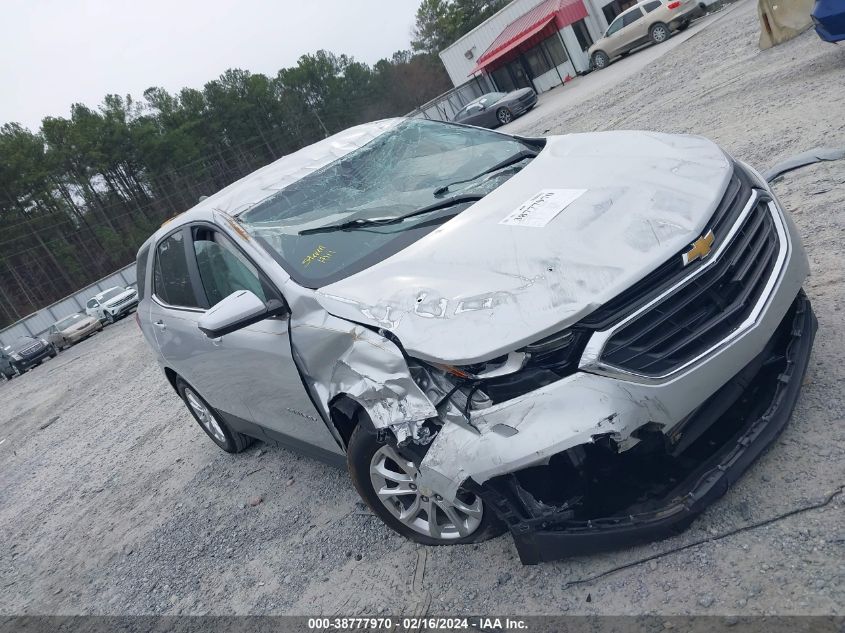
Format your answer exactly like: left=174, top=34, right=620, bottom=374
left=600, top=195, right=780, bottom=376
left=20, top=343, right=42, bottom=356
left=111, top=295, right=135, bottom=308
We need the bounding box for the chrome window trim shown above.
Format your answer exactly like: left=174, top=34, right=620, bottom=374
left=150, top=294, right=206, bottom=314
left=578, top=191, right=790, bottom=384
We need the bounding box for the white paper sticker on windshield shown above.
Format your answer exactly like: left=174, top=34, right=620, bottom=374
left=499, top=188, right=587, bottom=228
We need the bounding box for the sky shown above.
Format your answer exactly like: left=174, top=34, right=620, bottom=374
left=1, top=0, right=420, bottom=131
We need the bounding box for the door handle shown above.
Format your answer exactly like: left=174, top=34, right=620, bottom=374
left=153, top=320, right=166, bottom=330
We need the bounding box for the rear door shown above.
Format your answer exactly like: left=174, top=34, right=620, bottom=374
left=617, top=7, right=648, bottom=52
left=186, top=224, right=342, bottom=460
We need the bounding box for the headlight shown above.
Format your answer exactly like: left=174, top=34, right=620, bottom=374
left=40, top=338, right=49, bottom=345
left=423, top=328, right=589, bottom=405
left=10, top=353, right=22, bottom=361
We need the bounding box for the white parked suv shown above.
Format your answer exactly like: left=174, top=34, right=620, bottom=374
left=86, top=286, right=139, bottom=324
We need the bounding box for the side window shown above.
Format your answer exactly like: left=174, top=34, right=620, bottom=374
left=607, top=17, right=623, bottom=35
left=622, top=8, right=644, bottom=26
left=136, top=246, right=150, bottom=299
left=86, top=299, right=97, bottom=309
left=643, top=0, right=661, bottom=11
left=154, top=230, right=199, bottom=308
left=192, top=229, right=267, bottom=308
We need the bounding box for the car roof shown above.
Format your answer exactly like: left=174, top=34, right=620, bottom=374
left=138, top=118, right=403, bottom=256
left=616, top=1, right=652, bottom=18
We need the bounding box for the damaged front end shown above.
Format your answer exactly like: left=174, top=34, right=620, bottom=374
left=470, top=294, right=815, bottom=563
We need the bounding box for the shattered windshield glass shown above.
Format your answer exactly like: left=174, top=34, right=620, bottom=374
left=238, top=119, right=539, bottom=288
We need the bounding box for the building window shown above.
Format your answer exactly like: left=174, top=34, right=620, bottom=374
left=571, top=20, right=593, bottom=51
left=544, top=34, right=569, bottom=66
left=525, top=46, right=552, bottom=77
left=602, top=0, right=639, bottom=24
left=491, top=66, right=516, bottom=92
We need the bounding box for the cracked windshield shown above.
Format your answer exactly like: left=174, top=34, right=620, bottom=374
left=238, top=119, right=539, bottom=287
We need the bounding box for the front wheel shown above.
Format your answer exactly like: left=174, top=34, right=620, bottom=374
left=496, top=107, right=513, bottom=125
left=591, top=50, right=610, bottom=70
left=176, top=379, right=253, bottom=453
left=650, top=22, right=669, bottom=43
left=49, top=345, right=58, bottom=358
left=346, top=419, right=503, bottom=545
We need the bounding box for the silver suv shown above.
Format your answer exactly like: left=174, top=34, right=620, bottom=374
left=136, top=119, right=815, bottom=563
left=589, top=0, right=705, bottom=70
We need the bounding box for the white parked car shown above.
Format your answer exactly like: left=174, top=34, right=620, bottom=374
left=85, top=286, right=139, bottom=324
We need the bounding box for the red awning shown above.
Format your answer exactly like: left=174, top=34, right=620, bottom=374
left=470, top=0, right=589, bottom=75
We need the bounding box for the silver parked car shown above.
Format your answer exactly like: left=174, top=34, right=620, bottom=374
left=589, top=0, right=705, bottom=70
left=452, top=89, right=538, bottom=127
left=136, top=119, right=815, bottom=563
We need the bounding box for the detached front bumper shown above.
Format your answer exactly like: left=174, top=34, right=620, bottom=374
left=481, top=293, right=816, bottom=564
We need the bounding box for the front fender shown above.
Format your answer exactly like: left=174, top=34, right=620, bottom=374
left=288, top=296, right=436, bottom=431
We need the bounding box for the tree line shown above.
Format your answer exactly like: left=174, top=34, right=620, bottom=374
left=0, top=0, right=509, bottom=328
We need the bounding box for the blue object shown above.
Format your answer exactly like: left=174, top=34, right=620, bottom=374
left=812, top=0, right=845, bottom=43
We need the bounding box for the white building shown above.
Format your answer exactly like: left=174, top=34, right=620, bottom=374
left=439, top=0, right=637, bottom=94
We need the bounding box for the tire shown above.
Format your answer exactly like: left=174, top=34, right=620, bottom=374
left=677, top=21, right=690, bottom=31
left=591, top=50, right=610, bottom=70
left=346, top=417, right=504, bottom=546
left=650, top=22, right=670, bottom=43
left=49, top=346, right=57, bottom=358
left=176, top=378, right=254, bottom=453
left=496, top=107, right=513, bottom=125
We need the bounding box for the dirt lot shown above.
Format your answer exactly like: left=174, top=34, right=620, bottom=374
left=1, top=0, right=844, bottom=617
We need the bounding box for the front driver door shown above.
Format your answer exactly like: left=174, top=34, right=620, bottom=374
left=188, top=224, right=343, bottom=462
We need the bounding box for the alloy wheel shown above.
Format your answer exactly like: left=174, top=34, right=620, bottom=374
left=369, top=444, right=483, bottom=541
left=653, top=25, right=668, bottom=42
left=497, top=108, right=513, bottom=124
left=183, top=387, right=226, bottom=444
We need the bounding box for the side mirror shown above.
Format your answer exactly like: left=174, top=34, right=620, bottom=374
left=197, top=290, right=286, bottom=338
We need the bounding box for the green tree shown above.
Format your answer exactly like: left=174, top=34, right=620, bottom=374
left=412, top=0, right=511, bottom=56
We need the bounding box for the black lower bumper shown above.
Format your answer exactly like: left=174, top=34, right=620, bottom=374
left=480, top=292, right=817, bottom=565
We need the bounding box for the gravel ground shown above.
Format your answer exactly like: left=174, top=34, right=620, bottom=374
left=1, top=0, right=844, bottom=616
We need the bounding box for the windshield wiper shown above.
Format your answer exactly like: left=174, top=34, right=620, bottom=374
left=298, top=194, right=485, bottom=236
left=432, top=149, right=537, bottom=196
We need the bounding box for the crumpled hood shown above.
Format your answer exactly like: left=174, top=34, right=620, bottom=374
left=316, top=131, right=733, bottom=364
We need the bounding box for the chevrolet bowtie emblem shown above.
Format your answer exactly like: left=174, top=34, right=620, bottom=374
left=682, top=229, right=715, bottom=266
